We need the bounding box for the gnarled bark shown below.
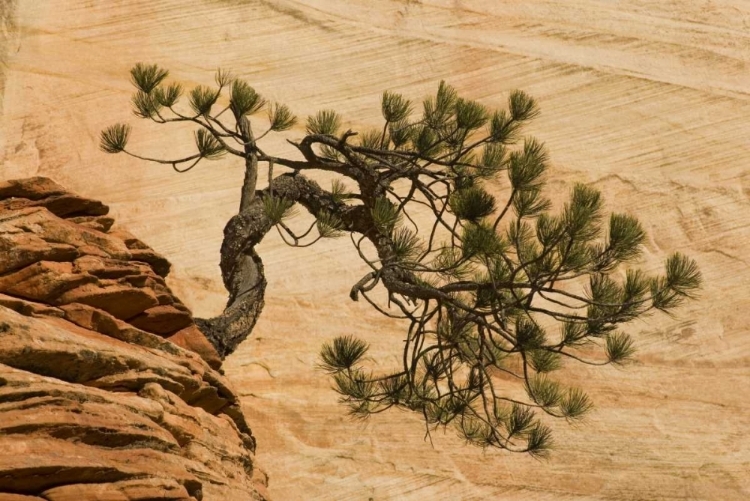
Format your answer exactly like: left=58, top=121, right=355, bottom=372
left=195, top=201, right=269, bottom=359
left=195, top=173, right=365, bottom=358
left=195, top=170, right=446, bottom=358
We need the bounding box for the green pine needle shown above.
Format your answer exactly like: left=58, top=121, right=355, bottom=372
left=513, top=188, right=551, bottom=218
left=432, top=247, right=471, bottom=280
left=666, top=252, right=702, bottom=297
left=560, top=388, right=592, bottom=420
left=619, top=269, right=650, bottom=318
left=529, top=349, right=562, bottom=373
left=330, top=179, right=354, bottom=203
left=535, top=213, right=563, bottom=247
left=371, top=197, right=402, bottom=234
left=450, top=187, right=497, bottom=222
left=189, top=85, right=219, bottom=116
left=100, top=124, right=131, bottom=154
left=561, top=321, right=587, bottom=346
left=320, top=335, right=369, bottom=373
left=526, top=423, right=553, bottom=459
left=508, top=138, right=548, bottom=191
left=461, top=222, right=505, bottom=259
left=306, top=109, right=341, bottom=136
left=268, top=102, right=297, bottom=132
left=423, top=80, right=458, bottom=129
left=194, top=129, right=225, bottom=159
left=333, top=368, right=376, bottom=401
left=435, top=80, right=458, bottom=115
left=379, top=374, right=410, bottom=406
left=455, top=98, right=488, bottom=131
left=564, top=183, right=603, bottom=241
left=606, top=331, right=636, bottom=364
left=588, top=273, right=622, bottom=304
left=515, top=317, right=546, bottom=351
left=346, top=399, right=374, bottom=420
left=261, top=194, right=297, bottom=224
left=391, top=226, right=422, bottom=262
left=608, top=213, right=646, bottom=263
left=382, top=90, right=412, bottom=123
left=526, top=374, right=562, bottom=408
left=413, top=124, right=442, bottom=156
left=508, top=89, right=539, bottom=121
left=131, top=90, right=160, bottom=119
left=130, top=63, right=168, bottom=94
left=505, top=403, right=535, bottom=437
left=459, top=415, right=493, bottom=446
left=358, top=129, right=383, bottom=149
left=437, top=313, right=474, bottom=345
left=489, top=109, right=521, bottom=143
left=389, top=120, right=412, bottom=149
left=230, top=79, right=265, bottom=119
left=477, top=143, right=507, bottom=177
left=316, top=210, right=345, bottom=238
left=152, top=83, right=182, bottom=107
left=215, top=68, right=233, bottom=87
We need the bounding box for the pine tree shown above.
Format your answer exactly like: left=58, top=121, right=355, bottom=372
left=102, top=64, right=701, bottom=457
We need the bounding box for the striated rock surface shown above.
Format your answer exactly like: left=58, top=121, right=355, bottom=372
left=2, top=1, right=750, bottom=500
left=0, top=177, right=268, bottom=501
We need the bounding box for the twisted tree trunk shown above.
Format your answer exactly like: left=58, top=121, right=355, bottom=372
left=195, top=169, right=445, bottom=358
left=195, top=174, right=366, bottom=358
left=194, top=200, right=270, bottom=358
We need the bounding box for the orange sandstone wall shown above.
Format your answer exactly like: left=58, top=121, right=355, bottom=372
left=0, top=177, right=268, bottom=501
left=1, top=1, right=750, bottom=500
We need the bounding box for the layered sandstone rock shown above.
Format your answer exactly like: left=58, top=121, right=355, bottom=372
left=0, top=177, right=268, bottom=500
left=3, top=2, right=750, bottom=500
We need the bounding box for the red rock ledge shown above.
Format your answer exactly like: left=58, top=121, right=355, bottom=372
left=0, top=177, right=268, bottom=501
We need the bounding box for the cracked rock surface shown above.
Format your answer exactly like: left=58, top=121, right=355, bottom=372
left=0, top=177, right=268, bottom=501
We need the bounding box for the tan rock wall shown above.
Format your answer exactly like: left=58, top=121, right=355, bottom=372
left=1, top=1, right=750, bottom=500
left=0, top=178, right=267, bottom=500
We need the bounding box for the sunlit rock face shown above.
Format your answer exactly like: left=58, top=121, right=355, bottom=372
left=0, top=177, right=268, bottom=500
left=2, top=1, right=749, bottom=500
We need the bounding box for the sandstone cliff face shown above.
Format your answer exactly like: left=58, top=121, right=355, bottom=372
left=2, top=1, right=750, bottom=500
left=0, top=177, right=268, bottom=501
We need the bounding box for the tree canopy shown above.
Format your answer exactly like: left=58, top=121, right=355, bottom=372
left=102, top=64, right=701, bottom=457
